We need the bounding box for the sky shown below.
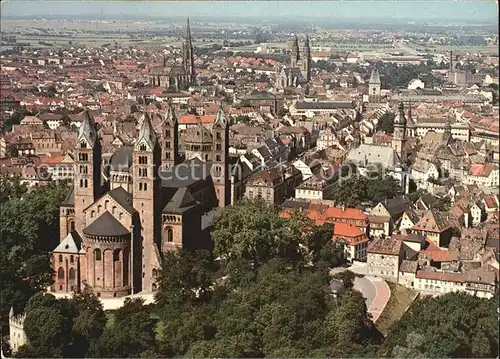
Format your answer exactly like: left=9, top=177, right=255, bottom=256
left=1, top=0, right=498, bottom=22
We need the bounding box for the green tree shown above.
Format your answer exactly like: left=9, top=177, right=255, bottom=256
left=90, top=298, right=157, bottom=358
left=211, top=200, right=309, bottom=269
left=0, top=180, right=69, bottom=321
left=385, top=292, right=499, bottom=358
left=71, top=286, right=107, bottom=356
left=377, top=112, right=395, bottom=133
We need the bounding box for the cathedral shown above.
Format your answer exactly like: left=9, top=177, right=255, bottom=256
left=51, top=106, right=229, bottom=297
left=148, top=18, right=196, bottom=91
left=276, top=35, right=311, bottom=89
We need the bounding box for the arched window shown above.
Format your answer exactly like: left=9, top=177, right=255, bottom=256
left=119, top=212, right=123, bottom=220
left=167, top=228, right=173, bottom=242
left=94, top=249, right=102, bottom=261
left=70, top=255, right=74, bottom=264
left=140, top=144, right=147, bottom=151
left=112, top=206, right=116, bottom=214
left=84, top=179, right=88, bottom=188
left=152, top=268, right=158, bottom=277
left=113, top=249, right=120, bottom=262
left=91, top=210, right=95, bottom=218
left=58, top=254, right=63, bottom=263
left=70, top=221, right=75, bottom=232
left=58, top=267, right=64, bottom=279
left=69, top=268, right=75, bottom=280
left=104, top=200, right=109, bottom=210
left=97, top=205, right=102, bottom=213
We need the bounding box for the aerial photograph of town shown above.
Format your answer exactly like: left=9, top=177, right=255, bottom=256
left=0, top=0, right=498, bottom=357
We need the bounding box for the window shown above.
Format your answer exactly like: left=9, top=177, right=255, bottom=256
left=112, top=206, right=116, bottom=214
left=69, top=268, right=75, bottom=280
left=166, top=130, right=171, bottom=137
left=70, top=221, right=75, bottom=232
left=166, top=141, right=171, bottom=148
left=80, top=179, right=84, bottom=188
left=84, top=179, right=88, bottom=188
left=113, top=249, right=120, bottom=262
left=167, top=228, right=173, bottom=242
left=216, top=132, right=221, bottom=140
left=97, top=205, right=102, bottom=213
left=59, top=254, right=63, bottom=263
left=139, top=144, right=147, bottom=151
left=91, top=210, right=95, bottom=218
left=119, top=213, right=123, bottom=220
left=70, top=255, right=74, bottom=264
left=104, top=200, right=109, bottom=210
left=166, top=152, right=171, bottom=160
left=139, top=183, right=143, bottom=191
left=80, top=141, right=87, bottom=149
left=58, top=267, right=64, bottom=279
left=216, top=155, right=221, bottom=162
left=94, top=249, right=102, bottom=261
left=216, top=144, right=221, bottom=151
left=138, top=156, right=148, bottom=165
left=139, top=168, right=148, bottom=177
left=144, top=183, right=148, bottom=191
left=152, top=268, right=158, bottom=277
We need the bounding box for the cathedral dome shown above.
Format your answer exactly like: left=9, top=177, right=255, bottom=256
left=83, top=212, right=130, bottom=238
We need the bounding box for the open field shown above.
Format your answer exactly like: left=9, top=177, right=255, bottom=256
left=376, top=283, right=418, bottom=336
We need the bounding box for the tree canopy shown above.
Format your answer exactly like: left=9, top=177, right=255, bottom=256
left=377, top=112, right=395, bottom=133
left=1, top=177, right=69, bottom=322
left=383, top=292, right=499, bottom=358
left=332, top=172, right=403, bottom=208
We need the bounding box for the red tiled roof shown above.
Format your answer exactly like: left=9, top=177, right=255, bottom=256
left=178, top=115, right=214, bottom=125
left=416, top=270, right=466, bottom=283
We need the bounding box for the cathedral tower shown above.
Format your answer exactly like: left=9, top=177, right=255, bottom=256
left=303, top=35, right=312, bottom=82
left=183, top=18, right=196, bottom=85
left=161, top=105, right=180, bottom=170
left=212, top=106, right=230, bottom=207
left=392, top=102, right=407, bottom=163
left=291, top=35, right=300, bottom=68
left=74, top=110, right=101, bottom=234
left=132, top=114, right=161, bottom=292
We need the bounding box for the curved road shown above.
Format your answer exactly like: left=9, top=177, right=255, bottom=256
left=331, top=264, right=391, bottom=322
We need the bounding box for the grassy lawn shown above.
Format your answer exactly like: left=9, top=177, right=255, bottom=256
left=376, top=283, right=417, bottom=336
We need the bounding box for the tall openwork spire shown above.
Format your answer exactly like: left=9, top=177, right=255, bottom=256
left=183, top=18, right=195, bottom=84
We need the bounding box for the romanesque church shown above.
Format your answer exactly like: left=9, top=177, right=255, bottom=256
left=51, top=106, right=229, bottom=297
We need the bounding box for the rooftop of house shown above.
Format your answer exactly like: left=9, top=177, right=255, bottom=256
left=367, top=237, right=402, bottom=256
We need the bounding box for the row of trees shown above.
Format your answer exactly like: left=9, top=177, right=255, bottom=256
left=1, top=177, right=69, bottom=324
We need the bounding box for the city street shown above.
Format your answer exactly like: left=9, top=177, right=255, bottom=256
left=331, top=263, right=391, bottom=322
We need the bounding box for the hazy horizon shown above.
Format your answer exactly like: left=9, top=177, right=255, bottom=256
left=1, top=0, right=498, bottom=24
